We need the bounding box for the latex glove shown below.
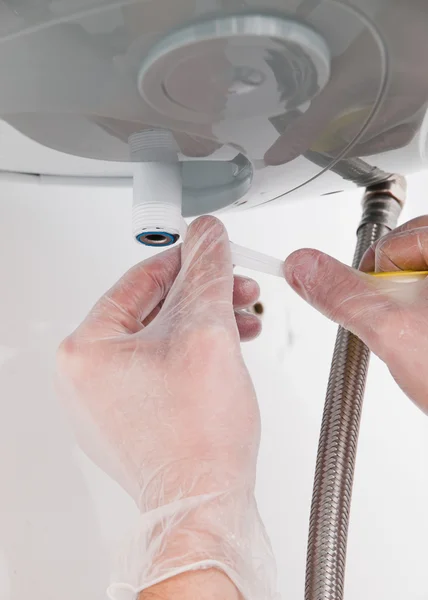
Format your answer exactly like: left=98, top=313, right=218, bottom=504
left=57, top=216, right=278, bottom=600
left=284, top=216, right=428, bottom=415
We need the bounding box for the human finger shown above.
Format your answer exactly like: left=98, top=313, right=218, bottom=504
left=235, top=310, right=262, bottom=342
left=360, top=216, right=428, bottom=272
left=83, top=247, right=181, bottom=336
left=233, top=276, right=260, bottom=310
left=162, top=216, right=236, bottom=332
left=284, top=249, right=394, bottom=350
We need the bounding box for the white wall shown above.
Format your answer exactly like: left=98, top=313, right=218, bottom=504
left=0, top=173, right=427, bottom=599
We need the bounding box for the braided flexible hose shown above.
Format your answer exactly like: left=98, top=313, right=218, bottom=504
left=305, top=190, right=403, bottom=600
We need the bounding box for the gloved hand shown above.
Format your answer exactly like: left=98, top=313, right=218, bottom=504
left=57, top=216, right=278, bottom=600
left=284, top=216, right=428, bottom=415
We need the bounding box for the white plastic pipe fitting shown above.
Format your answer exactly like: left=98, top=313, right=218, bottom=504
left=129, top=129, right=285, bottom=277
left=130, top=129, right=185, bottom=247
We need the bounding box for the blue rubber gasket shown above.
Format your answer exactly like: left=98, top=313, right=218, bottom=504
left=136, top=232, right=179, bottom=247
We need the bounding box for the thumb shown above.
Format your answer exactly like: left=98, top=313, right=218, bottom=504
left=161, top=216, right=237, bottom=333
left=284, top=249, right=394, bottom=348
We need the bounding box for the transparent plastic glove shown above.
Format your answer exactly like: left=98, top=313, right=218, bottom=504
left=284, top=216, right=428, bottom=414
left=57, top=216, right=278, bottom=600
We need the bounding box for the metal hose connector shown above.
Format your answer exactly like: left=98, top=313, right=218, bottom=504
left=305, top=176, right=406, bottom=600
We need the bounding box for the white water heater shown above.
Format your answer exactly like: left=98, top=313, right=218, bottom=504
left=0, top=0, right=427, bottom=233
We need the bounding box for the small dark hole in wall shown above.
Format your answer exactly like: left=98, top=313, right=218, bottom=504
left=253, top=302, right=264, bottom=316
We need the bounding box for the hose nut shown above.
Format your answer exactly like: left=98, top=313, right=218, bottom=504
left=364, top=173, right=407, bottom=208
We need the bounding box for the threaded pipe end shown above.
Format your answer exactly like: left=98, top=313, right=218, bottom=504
left=129, top=129, right=179, bottom=163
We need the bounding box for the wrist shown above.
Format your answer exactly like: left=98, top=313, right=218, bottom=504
left=108, top=490, right=277, bottom=600
left=138, top=569, right=241, bottom=600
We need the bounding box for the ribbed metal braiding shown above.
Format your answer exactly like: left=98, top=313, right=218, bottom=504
left=305, top=195, right=402, bottom=600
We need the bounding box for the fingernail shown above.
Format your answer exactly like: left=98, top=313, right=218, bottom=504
left=285, top=251, right=319, bottom=290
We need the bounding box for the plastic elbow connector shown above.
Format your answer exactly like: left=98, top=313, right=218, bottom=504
left=130, top=129, right=284, bottom=277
